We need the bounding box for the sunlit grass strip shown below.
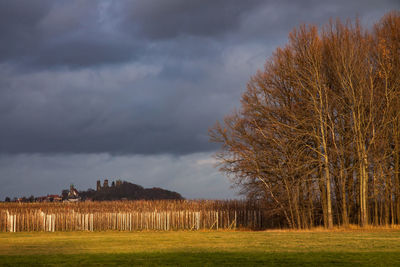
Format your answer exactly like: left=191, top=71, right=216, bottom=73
left=1, top=231, right=400, bottom=266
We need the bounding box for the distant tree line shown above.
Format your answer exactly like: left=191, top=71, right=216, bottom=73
left=80, top=181, right=183, bottom=201
left=4, top=196, right=35, bottom=203
left=210, top=12, right=400, bottom=228
left=4, top=181, right=183, bottom=202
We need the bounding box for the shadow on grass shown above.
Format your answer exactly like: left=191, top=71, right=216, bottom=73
left=0, top=252, right=397, bottom=266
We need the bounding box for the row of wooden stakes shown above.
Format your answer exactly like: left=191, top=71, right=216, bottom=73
left=1, top=209, right=266, bottom=232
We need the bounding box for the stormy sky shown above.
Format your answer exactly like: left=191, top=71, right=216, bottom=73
left=0, top=0, right=398, bottom=200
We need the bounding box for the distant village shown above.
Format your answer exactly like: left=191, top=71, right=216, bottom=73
left=4, top=179, right=183, bottom=202
left=4, top=179, right=125, bottom=203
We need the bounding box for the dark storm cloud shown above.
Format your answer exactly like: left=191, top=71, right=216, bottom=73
left=32, top=39, right=141, bottom=68
left=0, top=62, right=229, bottom=155
left=0, top=0, right=264, bottom=69
left=0, top=0, right=52, bottom=62
left=0, top=0, right=138, bottom=68
left=0, top=0, right=398, bottom=156
left=1, top=0, right=398, bottom=68
left=119, top=0, right=265, bottom=40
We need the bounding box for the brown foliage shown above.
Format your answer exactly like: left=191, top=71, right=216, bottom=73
left=210, top=11, right=400, bottom=228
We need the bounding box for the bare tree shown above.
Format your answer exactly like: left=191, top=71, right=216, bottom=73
left=210, top=11, right=400, bottom=228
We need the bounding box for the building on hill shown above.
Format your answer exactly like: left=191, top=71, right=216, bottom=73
left=48, top=195, right=62, bottom=202
left=79, top=180, right=183, bottom=201
left=97, top=179, right=123, bottom=191
left=68, top=184, right=79, bottom=198
left=66, top=184, right=81, bottom=202
left=35, top=194, right=62, bottom=202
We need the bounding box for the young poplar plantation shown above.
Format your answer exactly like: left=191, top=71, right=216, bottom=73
left=0, top=200, right=273, bottom=232
left=210, top=11, right=400, bottom=229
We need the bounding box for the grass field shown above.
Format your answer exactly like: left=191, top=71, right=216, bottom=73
left=1, top=229, right=400, bottom=266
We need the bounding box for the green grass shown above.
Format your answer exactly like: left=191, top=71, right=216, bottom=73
left=1, top=230, right=400, bottom=266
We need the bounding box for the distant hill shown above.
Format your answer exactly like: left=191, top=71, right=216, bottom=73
left=79, top=180, right=183, bottom=201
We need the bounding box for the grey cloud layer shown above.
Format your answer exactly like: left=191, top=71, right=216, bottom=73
left=0, top=0, right=398, bottom=155
left=120, top=0, right=265, bottom=40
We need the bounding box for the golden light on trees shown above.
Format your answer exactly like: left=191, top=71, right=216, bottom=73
left=210, top=11, right=400, bottom=229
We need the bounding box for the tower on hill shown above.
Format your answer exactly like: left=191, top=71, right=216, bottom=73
left=96, top=180, right=101, bottom=191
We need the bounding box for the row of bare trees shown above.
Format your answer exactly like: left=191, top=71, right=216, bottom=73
left=210, top=12, right=400, bottom=228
